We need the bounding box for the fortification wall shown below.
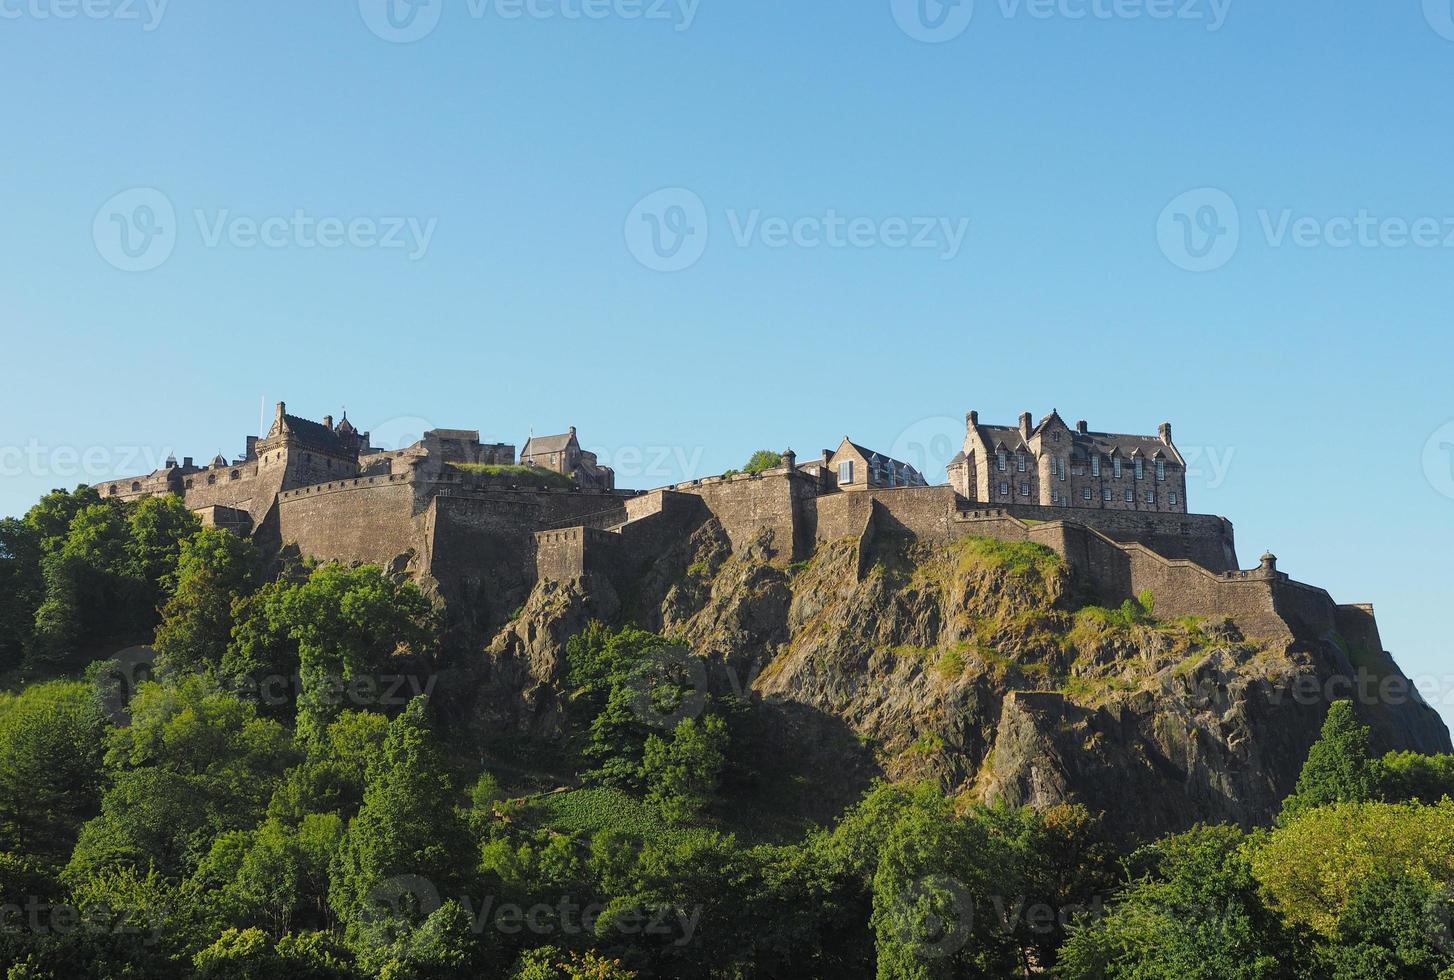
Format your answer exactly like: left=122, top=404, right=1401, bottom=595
left=275, top=475, right=426, bottom=567
left=816, top=487, right=1237, bottom=572
left=658, top=470, right=814, bottom=562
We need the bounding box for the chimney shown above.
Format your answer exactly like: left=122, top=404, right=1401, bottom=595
left=569, top=425, right=577, bottom=436
left=1019, top=412, right=1032, bottom=439
left=275, top=401, right=286, bottom=425
left=323, top=415, right=333, bottom=430
left=182, top=456, right=193, bottom=469
left=822, top=449, right=832, bottom=465
left=967, top=410, right=978, bottom=426
left=1076, top=419, right=1088, bottom=434
left=1159, top=422, right=1173, bottom=445
left=246, top=436, right=258, bottom=460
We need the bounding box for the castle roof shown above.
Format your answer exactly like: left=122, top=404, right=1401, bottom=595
left=268, top=412, right=360, bottom=457
left=969, top=416, right=1183, bottom=466
left=522, top=431, right=577, bottom=456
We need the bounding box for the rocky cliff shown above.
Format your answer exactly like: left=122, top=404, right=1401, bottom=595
left=479, top=521, right=1450, bottom=841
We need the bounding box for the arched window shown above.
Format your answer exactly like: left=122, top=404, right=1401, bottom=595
left=131, top=482, right=141, bottom=492
left=208, top=474, right=217, bottom=486
left=230, top=470, right=240, bottom=480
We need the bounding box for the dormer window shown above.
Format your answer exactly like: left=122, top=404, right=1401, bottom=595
left=996, top=451, right=1007, bottom=472
left=1113, top=457, right=1122, bottom=479
left=838, top=460, right=854, bottom=484
left=1135, top=458, right=1144, bottom=480
left=1091, top=455, right=1101, bottom=478
left=1016, top=453, right=1027, bottom=473
left=1156, top=460, right=1166, bottom=482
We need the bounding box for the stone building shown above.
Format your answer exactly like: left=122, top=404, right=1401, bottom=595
left=825, top=438, right=928, bottom=492
left=520, top=427, right=615, bottom=490
left=947, top=410, right=1188, bottom=514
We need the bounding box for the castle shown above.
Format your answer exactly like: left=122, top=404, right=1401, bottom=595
left=100, top=403, right=1383, bottom=652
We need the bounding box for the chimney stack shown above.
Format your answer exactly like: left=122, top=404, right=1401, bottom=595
left=1159, top=422, right=1173, bottom=445
left=967, top=410, right=979, bottom=426
left=1019, top=412, right=1032, bottom=439
left=1077, top=419, right=1088, bottom=434
left=323, top=415, right=333, bottom=430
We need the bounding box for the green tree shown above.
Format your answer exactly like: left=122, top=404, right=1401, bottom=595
left=642, top=714, right=728, bottom=825
left=67, top=675, right=297, bottom=881
left=31, top=500, right=133, bottom=660
left=155, top=527, right=261, bottom=673
left=743, top=450, right=783, bottom=474
left=0, top=517, right=43, bottom=670
left=1373, top=750, right=1454, bottom=805
left=0, top=680, right=106, bottom=860
left=273, top=564, right=435, bottom=742
left=331, top=697, right=471, bottom=957
left=1280, top=700, right=1378, bottom=822
left=1059, top=824, right=1309, bottom=980
left=126, top=494, right=202, bottom=604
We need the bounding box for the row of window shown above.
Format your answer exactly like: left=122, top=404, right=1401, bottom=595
left=1000, top=482, right=1178, bottom=507
left=995, top=451, right=1168, bottom=482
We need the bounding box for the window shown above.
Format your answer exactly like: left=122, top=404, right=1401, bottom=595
left=999, top=481, right=1009, bottom=496
left=1156, top=459, right=1166, bottom=482
left=1083, top=486, right=1093, bottom=500
left=1146, top=490, right=1156, bottom=504
left=838, top=460, right=854, bottom=484
left=1124, top=489, right=1135, bottom=503
left=1091, top=455, right=1101, bottom=477
left=1056, top=458, right=1066, bottom=481
left=131, top=482, right=141, bottom=492
left=1016, top=453, right=1027, bottom=473
left=1113, top=457, right=1122, bottom=479
left=1051, top=490, right=1060, bottom=504
left=1052, top=431, right=1061, bottom=443
left=207, top=474, right=216, bottom=486
left=1169, top=492, right=1179, bottom=506
left=1134, top=458, right=1144, bottom=480
left=1103, top=487, right=1112, bottom=501
left=996, top=451, right=1007, bottom=472
left=1020, top=482, right=1031, bottom=497
left=230, top=470, right=240, bottom=480
left=185, top=479, right=193, bottom=489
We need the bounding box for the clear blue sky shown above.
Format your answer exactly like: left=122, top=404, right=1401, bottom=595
left=4, top=2, right=1454, bottom=717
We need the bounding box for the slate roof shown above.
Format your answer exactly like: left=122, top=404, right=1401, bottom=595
left=521, top=432, right=576, bottom=457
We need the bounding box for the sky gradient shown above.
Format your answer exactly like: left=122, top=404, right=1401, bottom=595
left=3, top=1, right=1453, bottom=716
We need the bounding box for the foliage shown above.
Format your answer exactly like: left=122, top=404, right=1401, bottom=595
left=742, top=450, right=782, bottom=475
left=155, top=528, right=261, bottom=674
left=449, top=462, right=575, bottom=489
left=0, top=680, right=106, bottom=860
left=1279, top=700, right=1378, bottom=822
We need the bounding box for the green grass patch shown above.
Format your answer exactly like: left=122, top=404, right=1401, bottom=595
left=533, top=787, right=666, bottom=837
left=449, top=463, right=575, bottom=489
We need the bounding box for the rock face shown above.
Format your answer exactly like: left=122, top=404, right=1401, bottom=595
left=484, top=525, right=1450, bottom=842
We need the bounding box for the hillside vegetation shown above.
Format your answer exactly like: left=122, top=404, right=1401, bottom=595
left=0, top=486, right=1451, bottom=977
